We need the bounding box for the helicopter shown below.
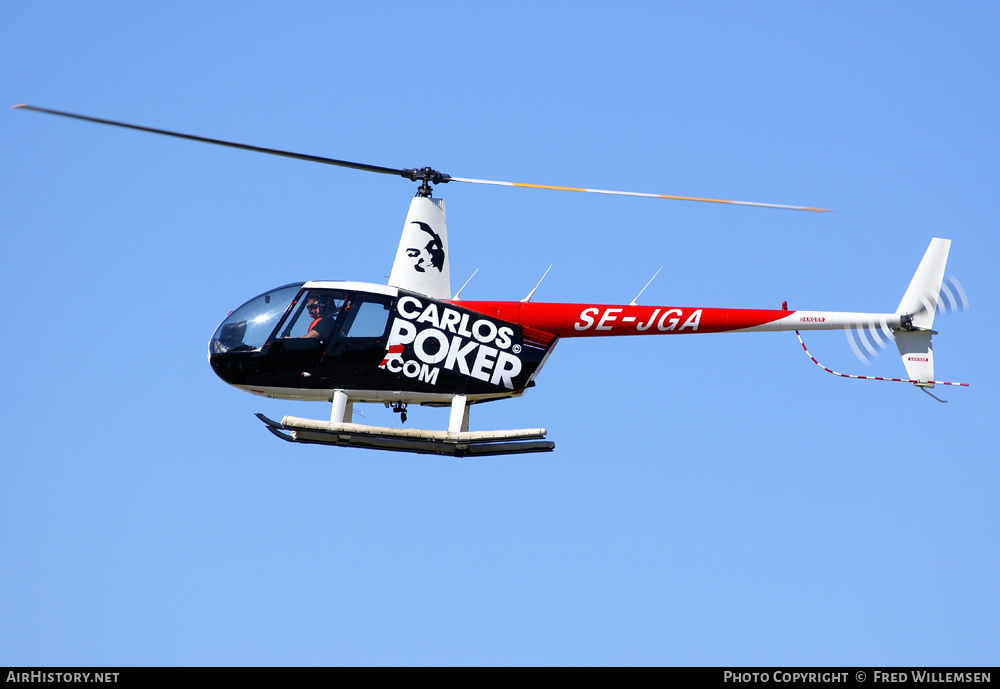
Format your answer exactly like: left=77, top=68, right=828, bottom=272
left=13, top=104, right=969, bottom=456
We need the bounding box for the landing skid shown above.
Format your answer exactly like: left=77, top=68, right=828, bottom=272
left=255, top=413, right=555, bottom=457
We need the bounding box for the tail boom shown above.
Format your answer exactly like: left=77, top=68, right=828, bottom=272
left=458, top=301, right=901, bottom=337
left=456, top=239, right=961, bottom=392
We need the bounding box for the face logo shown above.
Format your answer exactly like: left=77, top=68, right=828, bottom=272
left=406, top=221, right=445, bottom=273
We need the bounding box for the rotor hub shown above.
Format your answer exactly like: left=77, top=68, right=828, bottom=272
left=400, top=167, right=451, bottom=197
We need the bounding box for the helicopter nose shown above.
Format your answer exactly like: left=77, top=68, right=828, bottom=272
left=208, top=350, right=258, bottom=386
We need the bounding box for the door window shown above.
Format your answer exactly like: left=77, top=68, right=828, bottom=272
left=339, top=296, right=392, bottom=339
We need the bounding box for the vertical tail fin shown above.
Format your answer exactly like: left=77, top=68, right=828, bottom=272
left=894, top=238, right=950, bottom=387
left=388, top=196, right=451, bottom=299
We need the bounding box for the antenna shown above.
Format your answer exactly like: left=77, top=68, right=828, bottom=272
left=522, top=265, right=553, bottom=303
left=452, top=269, right=479, bottom=301
left=630, top=267, right=662, bottom=306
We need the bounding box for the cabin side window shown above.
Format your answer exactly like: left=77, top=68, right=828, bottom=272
left=339, top=295, right=393, bottom=339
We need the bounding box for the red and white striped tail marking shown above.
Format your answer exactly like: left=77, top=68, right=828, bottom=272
left=795, top=331, right=968, bottom=387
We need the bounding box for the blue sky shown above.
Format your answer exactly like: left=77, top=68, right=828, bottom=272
left=2, top=2, right=997, bottom=666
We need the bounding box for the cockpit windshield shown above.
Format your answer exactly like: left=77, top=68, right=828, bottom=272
left=209, top=283, right=303, bottom=355
left=210, top=284, right=397, bottom=360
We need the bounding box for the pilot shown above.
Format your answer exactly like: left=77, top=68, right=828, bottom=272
left=303, top=294, right=339, bottom=339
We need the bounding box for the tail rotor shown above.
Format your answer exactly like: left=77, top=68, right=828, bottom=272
left=846, top=275, right=967, bottom=366
left=800, top=240, right=968, bottom=397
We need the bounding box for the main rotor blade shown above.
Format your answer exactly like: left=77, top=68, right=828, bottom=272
left=12, top=104, right=406, bottom=178
left=14, top=104, right=830, bottom=211
left=449, top=176, right=830, bottom=212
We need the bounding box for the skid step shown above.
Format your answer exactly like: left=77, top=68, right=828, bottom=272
left=255, top=413, right=555, bottom=457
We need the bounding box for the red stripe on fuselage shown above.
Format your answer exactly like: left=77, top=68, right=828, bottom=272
left=454, top=301, right=793, bottom=337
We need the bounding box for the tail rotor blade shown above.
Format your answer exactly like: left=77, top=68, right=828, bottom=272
left=856, top=324, right=879, bottom=359
left=938, top=276, right=969, bottom=313
left=948, top=276, right=969, bottom=310
left=867, top=320, right=889, bottom=350
left=846, top=326, right=868, bottom=363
